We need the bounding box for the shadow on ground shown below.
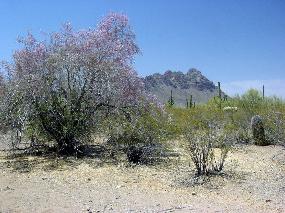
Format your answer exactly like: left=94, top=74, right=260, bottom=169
left=0, top=142, right=175, bottom=173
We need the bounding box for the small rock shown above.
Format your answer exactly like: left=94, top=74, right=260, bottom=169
left=266, top=199, right=271, bottom=203
left=3, top=186, right=14, bottom=191
left=192, top=192, right=197, bottom=196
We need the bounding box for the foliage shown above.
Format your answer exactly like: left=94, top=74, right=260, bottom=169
left=0, top=71, right=8, bottom=131
left=260, top=109, right=285, bottom=145
left=232, top=90, right=285, bottom=145
left=103, top=103, right=174, bottom=163
left=205, top=89, right=285, bottom=145
left=1, top=13, right=162, bottom=155
left=166, top=103, right=233, bottom=175
left=184, top=122, right=232, bottom=176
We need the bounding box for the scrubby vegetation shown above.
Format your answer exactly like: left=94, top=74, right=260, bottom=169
left=184, top=126, right=231, bottom=176
left=0, top=13, right=284, bottom=180
left=168, top=89, right=285, bottom=144
left=0, top=13, right=164, bottom=158
left=165, top=88, right=285, bottom=174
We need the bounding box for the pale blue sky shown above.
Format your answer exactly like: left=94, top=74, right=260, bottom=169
left=0, top=0, right=285, bottom=97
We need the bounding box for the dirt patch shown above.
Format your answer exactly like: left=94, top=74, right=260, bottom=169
left=0, top=144, right=284, bottom=212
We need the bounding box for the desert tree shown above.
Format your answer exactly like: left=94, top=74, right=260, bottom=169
left=1, top=13, right=162, bottom=155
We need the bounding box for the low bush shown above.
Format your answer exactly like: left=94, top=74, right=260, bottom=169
left=184, top=121, right=232, bottom=176
left=103, top=105, right=172, bottom=164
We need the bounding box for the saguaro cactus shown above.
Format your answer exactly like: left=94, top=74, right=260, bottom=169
left=251, top=115, right=267, bottom=145
left=218, top=82, right=222, bottom=109
left=168, top=90, right=175, bottom=107
left=218, top=82, right=221, bottom=100
left=189, top=95, right=193, bottom=108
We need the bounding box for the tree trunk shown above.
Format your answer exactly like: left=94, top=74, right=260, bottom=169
left=57, top=136, right=79, bottom=156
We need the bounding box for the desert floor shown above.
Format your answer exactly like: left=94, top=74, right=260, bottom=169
left=0, top=140, right=284, bottom=213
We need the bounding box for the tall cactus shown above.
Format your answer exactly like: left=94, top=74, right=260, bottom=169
left=251, top=115, right=268, bottom=145
left=189, top=95, right=193, bottom=108
left=186, top=95, right=193, bottom=109
left=218, top=82, right=221, bottom=100
left=168, top=90, right=175, bottom=107
left=218, top=82, right=222, bottom=109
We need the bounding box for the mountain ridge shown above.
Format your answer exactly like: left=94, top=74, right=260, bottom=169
left=143, top=68, right=225, bottom=106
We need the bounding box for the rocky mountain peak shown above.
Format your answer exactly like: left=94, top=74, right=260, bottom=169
left=187, top=68, right=201, bottom=75
left=143, top=68, right=224, bottom=106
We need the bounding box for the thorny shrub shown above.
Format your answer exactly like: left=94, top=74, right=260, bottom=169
left=184, top=120, right=232, bottom=176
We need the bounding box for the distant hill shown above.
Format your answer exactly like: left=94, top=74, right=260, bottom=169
left=143, top=68, right=225, bottom=106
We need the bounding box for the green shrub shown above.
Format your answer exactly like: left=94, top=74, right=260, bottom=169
left=104, top=106, right=172, bottom=163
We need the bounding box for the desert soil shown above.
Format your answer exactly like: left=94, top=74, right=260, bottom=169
left=0, top=140, right=284, bottom=213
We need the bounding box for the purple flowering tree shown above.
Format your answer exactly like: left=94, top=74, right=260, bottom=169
left=2, top=13, right=161, bottom=155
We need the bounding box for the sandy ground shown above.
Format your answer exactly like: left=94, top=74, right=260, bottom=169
left=0, top=141, right=284, bottom=213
